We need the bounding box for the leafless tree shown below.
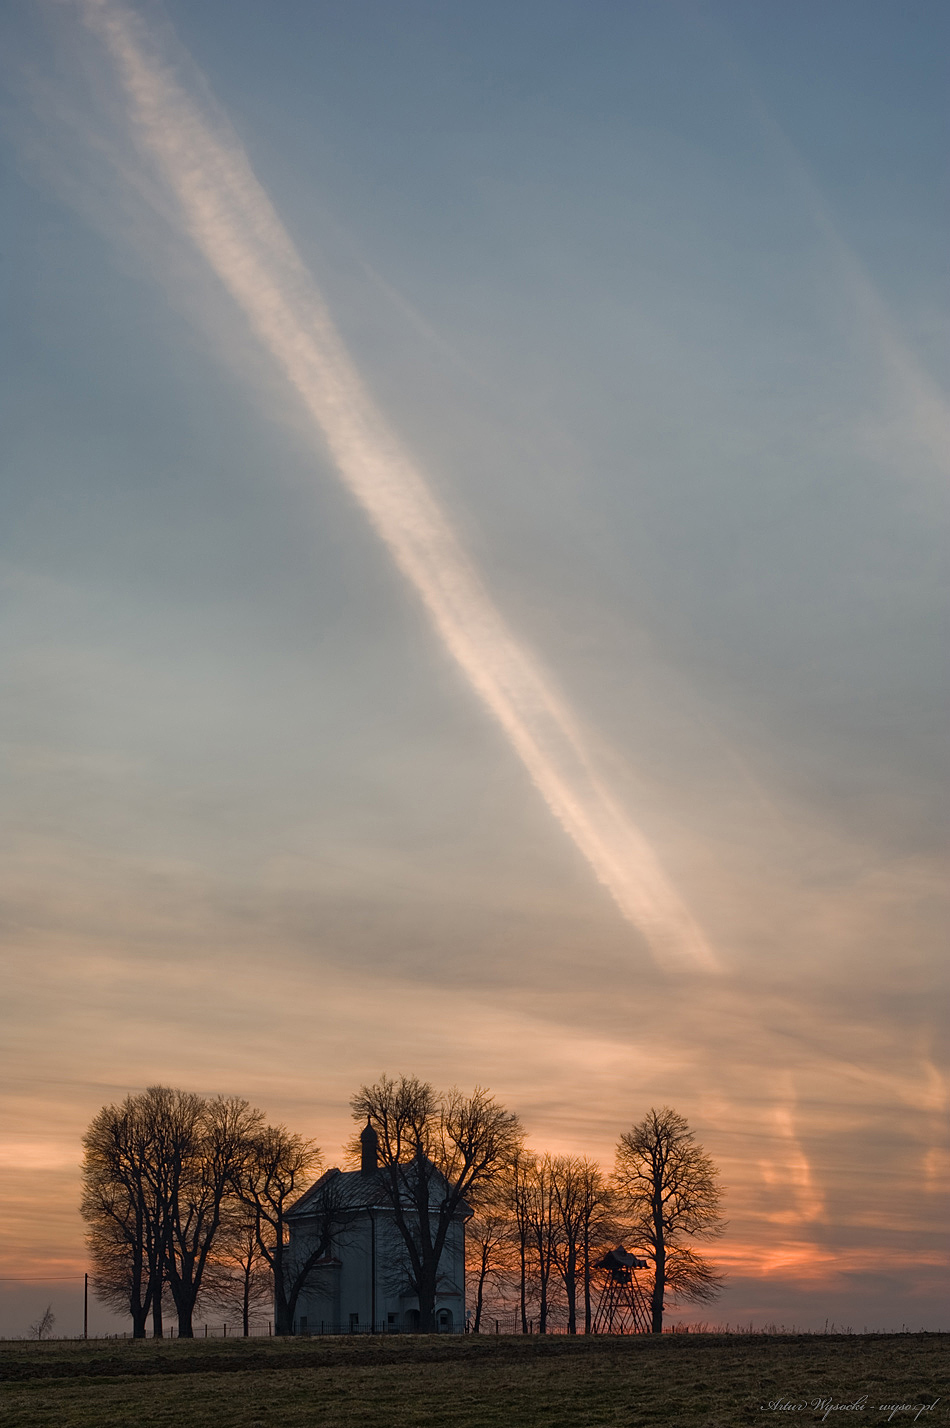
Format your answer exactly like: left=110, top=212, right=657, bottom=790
left=351, top=1076, right=523, bottom=1332
left=477, top=1153, right=617, bottom=1335
left=29, top=1305, right=56, bottom=1340
left=490, top=1151, right=563, bottom=1333
left=523, top=1153, right=562, bottom=1333
left=500, top=1150, right=535, bottom=1334
left=205, top=1200, right=272, bottom=1336
left=550, top=1155, right=615, bottom=1334
left=81, top=1086, right=265, bottom=1339
left=574, top=1158, right=617, bottom=1334
left=82, top=1094, right=169, bottom=1337
left=154, top=1089, right=264, bottom=1338
left=238, top=1123, right=338, bottom=1336
left=550, top=1156, right=586, bottom=1333
left=613, top=1107, right=725, bottom=1333
left=465, top=1186, right=512, bottom=1333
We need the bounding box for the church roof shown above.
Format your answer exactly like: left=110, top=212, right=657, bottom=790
left=287, top=1164, right=473, bottom=1221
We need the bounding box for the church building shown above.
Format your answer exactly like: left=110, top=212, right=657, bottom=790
left=286, top=1120, right=469, bottom=1334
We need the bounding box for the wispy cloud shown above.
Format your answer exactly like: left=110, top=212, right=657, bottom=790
left=76, top=0, right=716, bottom=972
left=774, top=127, right=950, bottom=482
left=761, top=1092, right=825, bottom=1226
left=701, top=4, right=950, bottom=486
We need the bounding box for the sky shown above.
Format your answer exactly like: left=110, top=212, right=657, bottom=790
left=1, top=0, right=948, bottom=1337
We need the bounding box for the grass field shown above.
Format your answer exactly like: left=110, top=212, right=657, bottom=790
left=1, top=1332, right=946, bottom=1427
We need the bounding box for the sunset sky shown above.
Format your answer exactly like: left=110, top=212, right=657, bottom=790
left=1, top=0, right=948, bottom=1337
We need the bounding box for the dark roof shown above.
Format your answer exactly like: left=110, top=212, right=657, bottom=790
left=595, top=1245, right=649, bottom=1271
left=287, top=1165, right=473, bottom=1221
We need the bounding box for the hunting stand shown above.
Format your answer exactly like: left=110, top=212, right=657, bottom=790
left=591, top=1246, right=651, bottom=1333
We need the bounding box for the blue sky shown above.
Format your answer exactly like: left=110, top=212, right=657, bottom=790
left=1, top=0, right=947, bottom=1334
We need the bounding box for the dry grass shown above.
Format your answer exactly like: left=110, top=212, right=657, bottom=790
left=1, top=1332, right=946, bottom=1427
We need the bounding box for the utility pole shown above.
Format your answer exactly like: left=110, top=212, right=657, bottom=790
left=83, top=1273, right=89, bottom=1339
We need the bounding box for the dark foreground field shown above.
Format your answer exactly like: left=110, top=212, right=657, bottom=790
left=1, top=1332, right=946, bottom=1428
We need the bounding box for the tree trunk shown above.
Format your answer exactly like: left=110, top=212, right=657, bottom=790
left=651, top=1213, right=665, bottom=1334
left=537, top=1250, right=550, bottom=1334
left=534, top=1220, right=552, bottom=1334
left=565, top=1246, right=577, bottom=1334
left=272, top=1248, right=295, bottom=1338
left=268, top=1236, right=291, bottom=1335
left=128, top=1236, right=149, bottom=1338
left=151, top=1284, right=163, bottom=1339
left=417, top=1276, right=437, bottom=1333
left=279, top=1262, right=309, bottom=1335
left=650, top=1270, right=664, bottom=1334
left=274, top=1294, right=294, bottom=1336
left=651, top=1193, right=665, bottom=1336
left=169, top=1260, right=196, bottom=1338
left=473, top=1243, right=489, bottom=1333
left=275, top=1224, right=338, bottom=1335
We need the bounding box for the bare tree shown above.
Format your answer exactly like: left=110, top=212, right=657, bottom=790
left=500, top=1150, right=535, bottom=1334
left=351, top=1076, right=523, bottom=1332
left=81, top=1087, right=264, bottom=1339
left=465, top=1191, right=511, bottom=1333
left=550, top=1155, right=607, bottom=1334
left=239, top=1123, right=343, bottom=1337
left=574, top=1159, right=616, bottom=1334
left=523, top=1153, right=561, bottom=1333
left=613, top=1107, right=725, bottom=1333
left=205, top=1200, right=272, bottom=1336
left=156, top=1090, right=264, bottom=1338
left=29, top=1305, right=56, bottom=1341
left=82, top=1094, right=169, bottom=1337
left=485, top=1154, right=616, bottom=1335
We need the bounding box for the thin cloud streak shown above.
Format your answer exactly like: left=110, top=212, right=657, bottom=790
left=706, top=6, right=950, bottom=483
left=77, top=0, right=716, bottom=972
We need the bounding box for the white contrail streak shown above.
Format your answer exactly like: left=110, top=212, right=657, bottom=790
left=79, top=0, right=717, bottom=972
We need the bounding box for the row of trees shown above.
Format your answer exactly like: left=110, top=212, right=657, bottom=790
left=81, top=1079, right=724, bottom=1337
left=82, top=1087, right=345, bottom=1337
left=467, top=1152, right=610, bottom=1335
left=466, top=1111, right=725, bottom=1335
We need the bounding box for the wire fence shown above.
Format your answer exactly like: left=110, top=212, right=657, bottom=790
left=3, top=1321, right=936, bottom=1343
left=293, top=1321, right=465, bottom=1337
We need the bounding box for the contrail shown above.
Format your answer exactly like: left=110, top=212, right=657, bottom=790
left=79, top=0, right=717, bottom=972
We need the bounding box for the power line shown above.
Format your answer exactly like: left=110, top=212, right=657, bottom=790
left=0, top=1276, right=83, bottom=1282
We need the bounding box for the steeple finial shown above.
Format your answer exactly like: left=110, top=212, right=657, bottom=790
left=360, top=1117, right=379, bottom=1175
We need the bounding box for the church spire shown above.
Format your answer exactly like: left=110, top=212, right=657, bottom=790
left=360, top=1117, right=379, bottom=1175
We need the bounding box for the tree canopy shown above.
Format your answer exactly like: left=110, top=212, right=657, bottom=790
left=350, top=1075, right=523, bottom=1331
left=614, top=1106, right=725, bottom=1332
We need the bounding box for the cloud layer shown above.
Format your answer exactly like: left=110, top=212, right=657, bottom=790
left=0, top=0, right=947, bottom=1335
